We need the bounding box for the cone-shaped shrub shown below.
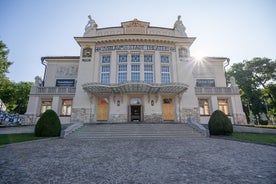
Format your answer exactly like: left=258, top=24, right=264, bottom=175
left=208, top=110, right=233, bottom=136
left=35, top=110, right=61, bottom=137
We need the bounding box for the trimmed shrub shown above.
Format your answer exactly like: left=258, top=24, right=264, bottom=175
left=208, top=110, right=233, bottom=136
left=35, top=110, right=61, bottom=137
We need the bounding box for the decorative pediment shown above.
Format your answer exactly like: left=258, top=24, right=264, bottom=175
left=121, top=19, right=149, bottom=34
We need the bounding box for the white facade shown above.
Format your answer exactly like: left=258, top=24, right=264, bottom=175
left=26, top=16, right=246, bottom=125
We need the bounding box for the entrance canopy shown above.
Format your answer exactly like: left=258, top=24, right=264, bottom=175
left=82, top=82, right=188, bottom=96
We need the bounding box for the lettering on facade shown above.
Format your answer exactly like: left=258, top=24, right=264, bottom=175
left=95, top=45, right=176, bottom=52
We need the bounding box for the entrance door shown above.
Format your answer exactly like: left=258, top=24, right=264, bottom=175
left=97, top=98, right=109, bottom=121
left=131, top=105, right=141, bottom=121
left=162, top=98, right=174, bottom=121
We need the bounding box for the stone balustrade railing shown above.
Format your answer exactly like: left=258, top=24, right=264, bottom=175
left=194, top=87, right=240, bottom=95
left=30, top=86, right=76, bottom=95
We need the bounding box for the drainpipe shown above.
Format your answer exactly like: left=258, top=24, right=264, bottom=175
left=224, top=58, right=230, bottom=86
left=41, top=57, right=47, bottom=87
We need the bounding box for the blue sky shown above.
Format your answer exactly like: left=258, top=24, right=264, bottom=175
left=0, top=0, right=275, bottom=82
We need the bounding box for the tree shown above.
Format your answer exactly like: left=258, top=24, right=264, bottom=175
left=227, top=57, right=276, bottom=123
left=0, top=40, right=33, bottom=114
left=14, top=82, right=33, bottom=114
left=0, top=40, right=12, bottom=79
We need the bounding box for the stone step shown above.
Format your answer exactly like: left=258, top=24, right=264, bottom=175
left=68, top=123, right=203, bottom=139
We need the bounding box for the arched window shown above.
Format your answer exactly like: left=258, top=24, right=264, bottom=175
left=130, top=98, right=141, bottom=105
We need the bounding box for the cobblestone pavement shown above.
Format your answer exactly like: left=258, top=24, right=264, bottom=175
left=0, top=137, right=275, bottom=184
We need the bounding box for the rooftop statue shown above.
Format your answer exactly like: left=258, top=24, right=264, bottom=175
left=174, top=15, right=187, bottom=37
left=84, top=15, right=97, bottom=36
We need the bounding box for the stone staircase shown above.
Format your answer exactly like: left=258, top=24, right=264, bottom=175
left=67, top=123, right=205, bottom=139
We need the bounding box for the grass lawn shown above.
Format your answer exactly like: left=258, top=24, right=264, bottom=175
left=0, top=133, right=46, bottom=145
left=230, top=132, right=276, bottom=145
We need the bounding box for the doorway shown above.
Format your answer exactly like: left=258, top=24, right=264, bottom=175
left=97, top=98, right=109, bottom=121
left=129, top=98, right=142, bottom=122
left=162, top=98, right=174, bottom=121
left=131, top=105, right=141, bottom=121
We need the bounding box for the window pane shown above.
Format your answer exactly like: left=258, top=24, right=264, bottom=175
left=40, top=101, right=52, bottom=114
left=119, top=55, right=127, bottom=62
left=161, top=73, right=170, bottom=84
left=144, top=65, right=153, bottom=71
left=199, top=99, right=210, bottom=115
left=118, top=73, right=127, bottom=83
left=144, top=55, right=153, bottom=62
left=118, top=65, right=127, bottom=71
left=131, top=73, right=140, bottom=81
left=144, top=73, right=154, bottom=84
left=163, top=98, right=172, bottom=104
left=218, top=99, right=230, bottom=115
left=131, top=65, right=140, bottom=71
left=101, top=73, right=110, bottom=84
left=131, top=55, right=140, bottom=62
left=102, top=55, right=111, bottom=63
left=161, top=66, right=170, bottom=72
left=61, top=99, right=72, bottom=116
left=161, top=55, right=169, bottom=63
left=130, top=98, right=141, bottom=105
left=101, top=65, right=110, bottom=72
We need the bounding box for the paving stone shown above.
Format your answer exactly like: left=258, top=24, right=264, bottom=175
left=0, top=134, right=275, bottom=183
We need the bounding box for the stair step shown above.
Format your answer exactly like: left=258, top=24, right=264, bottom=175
left=68, top=123, right=203, bottom=139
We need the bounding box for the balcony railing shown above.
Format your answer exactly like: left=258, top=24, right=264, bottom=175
left=30, top=86, right=76, bottom=95
left=195, top=87, right=240, bottom=95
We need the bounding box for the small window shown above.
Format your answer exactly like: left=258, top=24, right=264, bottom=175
left=163, top=98, right=172, bottom=104
left=119, top=55, right=127, bottom=62
left=218, top=99, right=230, bottom=115
left=102, top=55, right=111, bottom=63
left=144, top=55, right=153, bottom=62
left=61, top=99, right=72, bottom=116
left=161, top=55, right=170, bottom=63
left=131, top=55, right=140, bottom=62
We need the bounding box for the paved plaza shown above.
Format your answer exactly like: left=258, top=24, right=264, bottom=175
left=0, top=127, right=276, bottom=184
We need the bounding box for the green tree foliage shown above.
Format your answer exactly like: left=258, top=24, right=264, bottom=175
left=0, top=40, right=12, bottom=79
left=0, top=40, right=33, bottom=113
left=35, top=110, right=61, bottom=137
left=227, top=57, right=276, bottom=123
left=208, top=110, right=233, bottom=136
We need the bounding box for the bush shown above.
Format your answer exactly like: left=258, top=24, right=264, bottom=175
left=35, top=110, right=61, bottom=137
left=208, top=110, right=233, bottom=136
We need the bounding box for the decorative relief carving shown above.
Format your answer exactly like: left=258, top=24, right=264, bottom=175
left=192, top=65, right=215, bottom=78
left=122, top=18, right=149, bottom=34
left=56, top=65, right=78, bottom=78
left=82, top=47, right=92, bottom=58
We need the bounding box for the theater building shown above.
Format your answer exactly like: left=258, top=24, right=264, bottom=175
left=26, top=16, right=246, bottom=125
